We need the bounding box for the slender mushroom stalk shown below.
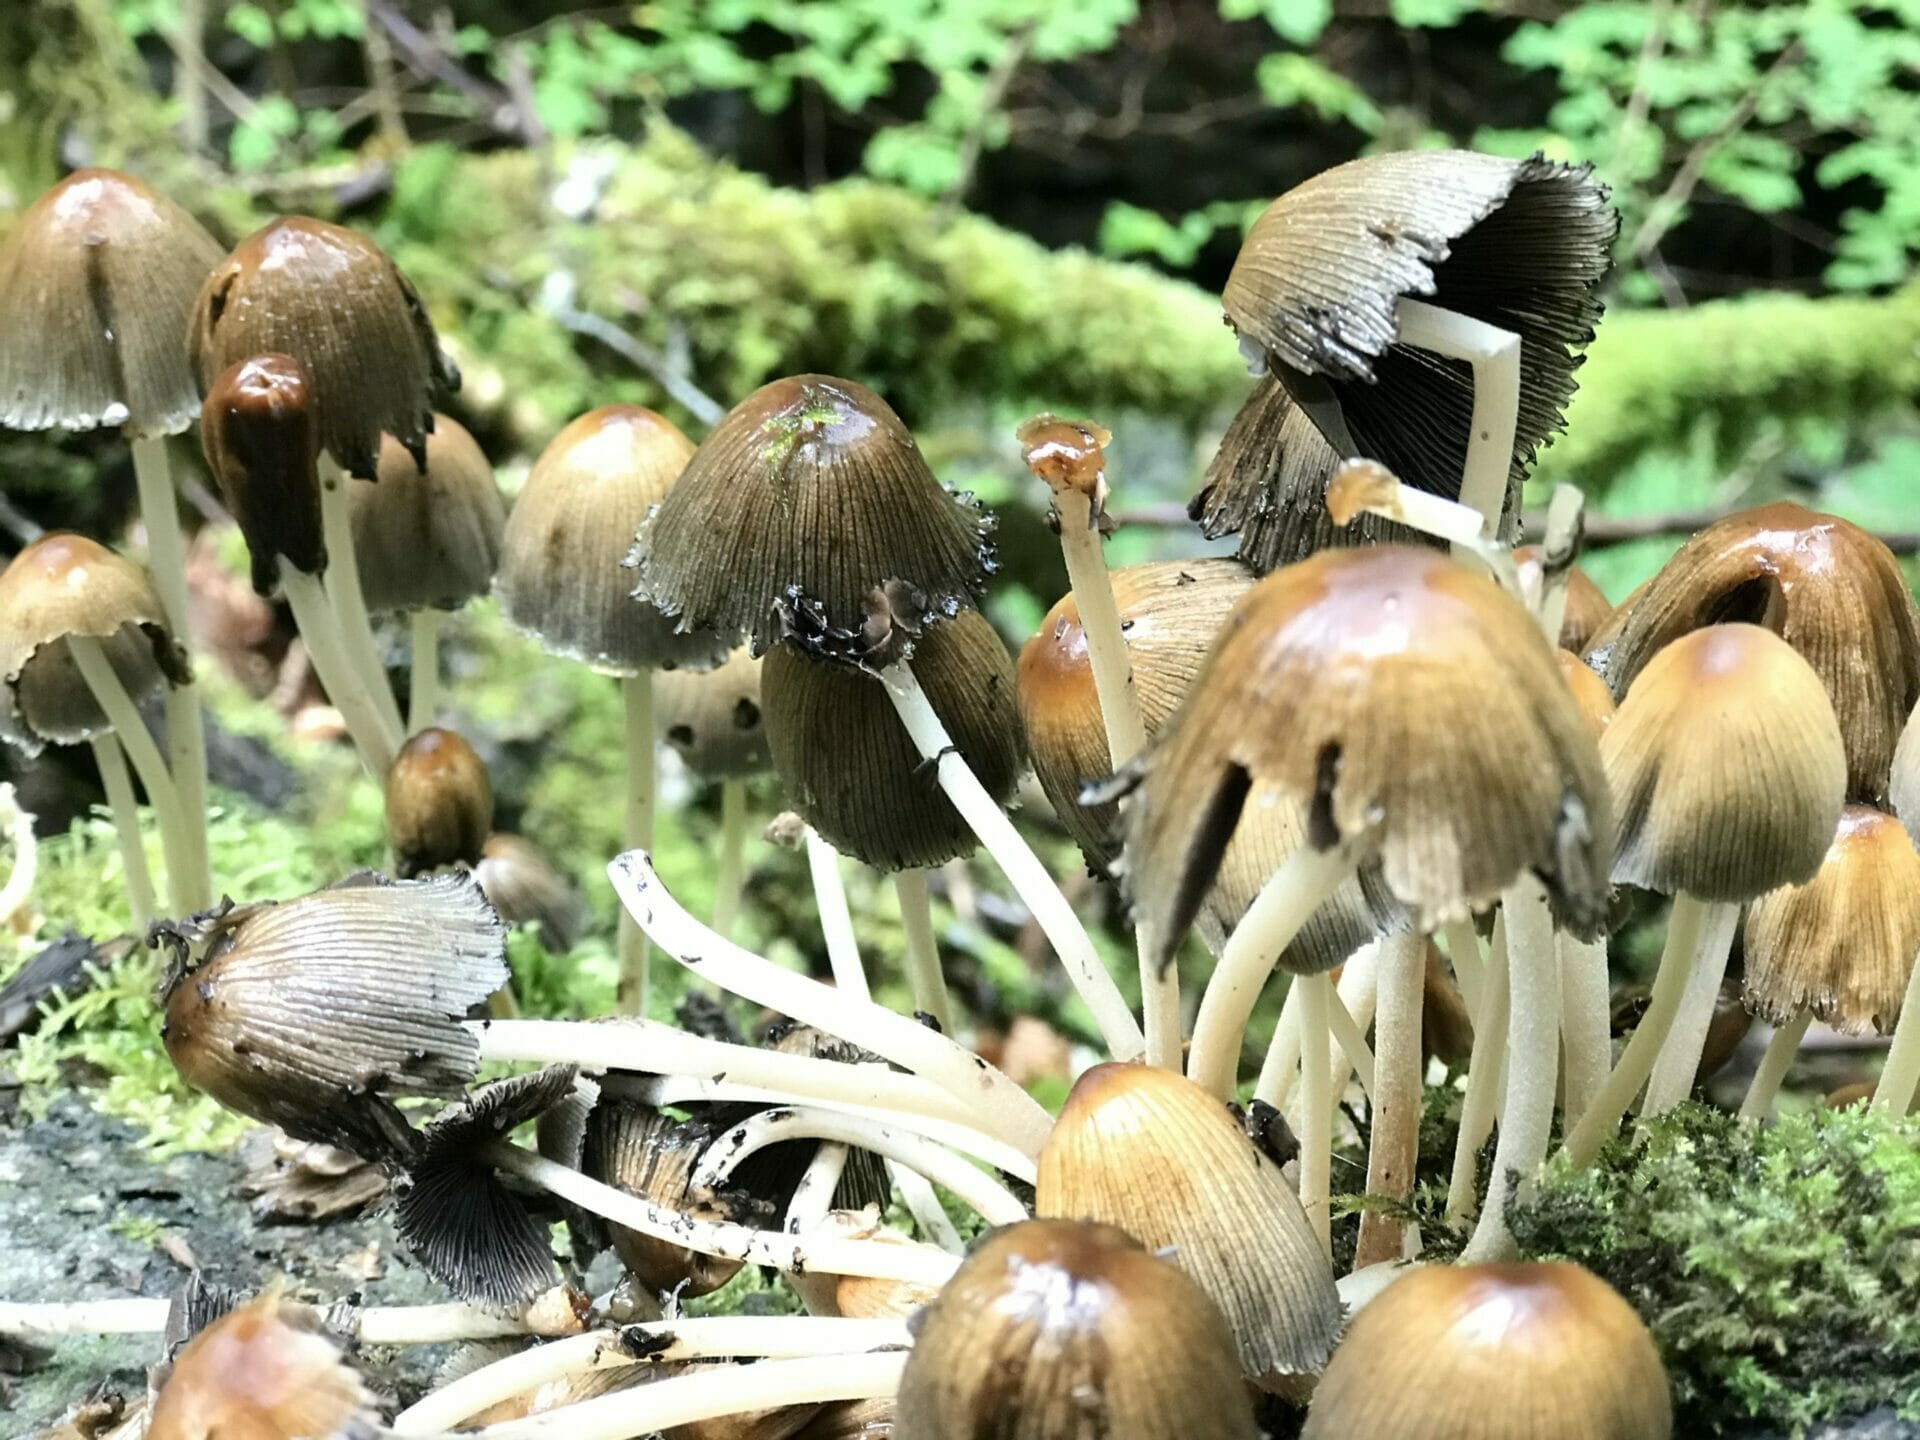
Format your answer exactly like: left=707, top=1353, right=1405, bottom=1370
left=1323, top=458, right=1521, bottom=598
left=622, top=671, right=656, bottom=1008
left=656, top=647, right=771, bottom=940
left=0, top=784, right=37, bottom=929
left=1559, top=931, right=1613, bottom=1123
left=1878, top=959, right=1920, bottom=1114
left=1391, top=298, right=1521, bottom=532
left=88, top=734, right=157, bottom=929
left=714, top=778, right=750, bottom=938
left=1442, top=918, right=1486, bottom=1018
left=410, top=608, right=441, bottom=731
left=1354, top=930, right=1427, bottom=1268
left=0, top=1291, right=588, bottom=1344
left=1447, top=911, right=1512, bottom=1225
left=317, top=453, right=405, bottom=740
left=805, top=827, right=870, bottom=998
left=892, top=868, right=951, bottom=1031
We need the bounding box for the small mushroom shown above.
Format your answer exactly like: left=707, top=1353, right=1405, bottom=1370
left=384, top=726, right=494, bottom=878
left=473, top=832, right=586, bottom=954
left=147, top=1293, right=376, bottom=1440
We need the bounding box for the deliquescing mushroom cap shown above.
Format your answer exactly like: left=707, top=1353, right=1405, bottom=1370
left=1601, top=623, right=1848, bottom=900
left=1034, top=1062, right=1343, bottom=1385
left=497, top=404, right=725, bottom=675
left=200, top=352, right=326, bottom=596
left=191, top=215, right=456, bottom=480
left=1517, top=546, right=1613, bottom=655
left=1587, top=502, right=1920, bottom=806
left=351, top=415, right=506, bottom=613
left=1743, top=804, right=1920, bottom=1036
left=0, top=168, right=224, bottom=438
left=1126, top=544, right=1613, bottom=957
left=656, top=645, right=771, bottom=780
left=0, top=532, right=189, bottom=756
left=384, top=726, right=495, bottom=878
left=147, top=1293, right=376, bottom=1440
left=1222, top=150, right=1615, bottom=524
left=630, top=375, right=996, bottom=664
left=160, top=872, right=508, bottom=1165
left=896, top=1217, right=1257, bottom=1440
left=1301, top=1262, right=1672, bottom=1440
left=761, top=608, right=1024, bottom=873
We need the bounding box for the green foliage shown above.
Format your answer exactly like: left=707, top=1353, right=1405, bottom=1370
left=1513, top=1104, right=1920, bottom=1431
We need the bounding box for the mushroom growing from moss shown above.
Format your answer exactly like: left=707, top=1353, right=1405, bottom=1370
left=384, top=726, right=494, bottom=878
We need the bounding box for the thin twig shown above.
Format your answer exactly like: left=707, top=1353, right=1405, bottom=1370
left=936, top=22, right=1037, bottom=223
left=362, top=0, right=524, bottom=138
left=546, top=300, right=725, bottom=427
left=1608, top=0, right=1675, bottom=181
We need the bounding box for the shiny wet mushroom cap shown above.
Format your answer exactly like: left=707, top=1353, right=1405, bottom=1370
left=656, top=647, right=771, bottom=780
left=199, top=353, right=325, bottom=595
left=350, top=416, right=506, bottom=612
left=147, top=1293, right=376, bottom=1440
left=384, top=726, right=494, bottom=877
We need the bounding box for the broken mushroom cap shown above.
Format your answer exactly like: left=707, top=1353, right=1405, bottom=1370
left=473, top=832, right=585, bottom=954
left=0, top=532, right=189, bottom=756
left=350, top=416, right=506, bottom=612
left=1302, top=1262, right=1671, bottom=1439
left=761, top=609, right=1024, bottom=872
left=147, top=1293, right=376, bottom=1440
left=1126, top=544, right=1612, bottom=960
left=656, top=646, right=771, bottom=780
left=1602, top=624, right=1847, bottom=900
left=1035, top=1062, right=1342, bottom=1384
left=199, top=353, right=326, bottom=595
left=1557, top=650, right=1616, bottom=742
left=1516, top=547, right=1613, bottom=655
left=191, top=215, right=456, bottom=479
left=630, top=375, right=995, bottom=663
left=383, top=726, right=495, bottom=878
left=0, top=168, right=224, bottom=438
left=497, top=405, right=724, bottom=674
left=897, top=1218, right=1258, bottom=1440
left=1742, top=804, right=1920, bottom=1036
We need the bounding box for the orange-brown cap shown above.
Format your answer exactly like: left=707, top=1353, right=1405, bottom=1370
left=1558, top=649, right=1616, bottom=742
left=384, top=726, right=494, bottom=877
left=1743, top=804, right=1920, bottom=1035
left=1302, top=1262, right=1671, bottom=1439
left=1603, top=624, right=1847, bottom=899
left=351, top=415, right=505, bottom=612
left=200, top=353, right=325, bottom=595
left=192, top=216, right=456, bottom=479
left=0, top=169, right=223, bottom=438
left=1517, top=547, right=1613, bottom=654
left=0, top=532, right=188, bottom=755
left=148, top=1293, right=374, bottom=1440
left=656, top=646, right=770, bottom=780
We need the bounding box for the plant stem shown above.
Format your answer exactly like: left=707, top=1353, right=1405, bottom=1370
left=1642, top=898, right=1740, bottom=1115
left=711, top=778, right=748, bottom=940
left=1393, top=299, right=1521, bottom=535
left=1875, top=954, right=1920, bottom=1114
left=806, top=828, right=868, bottom=999
left=317, top=457, right=405, bottom=738
left=281, top=566, right=400, bottom=777
left=1447, top=912, right=1511, bottom=1225
left=88, top=735, right=156, bottom=930
left=1354, top=932, right=1426, bottom=1270
left=618, top=673, right=655, bottom=1016
left=409, top=607, right=441, bottom=733
left=1740, top=1011, right=1811, bottom=1121
left=1298, top=970, right=1332, bottom=1257
left=893, top=868, right=952, bottom=1032
left=1558, top=931, right=1612, bottom=1123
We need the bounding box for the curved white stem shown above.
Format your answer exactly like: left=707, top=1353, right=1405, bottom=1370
left=89, top=735, right=155, bottom=929
left=0, top=784, right=36, bottom=930
left=1533, top=484, right=1587, bottom=644
left=1298, top=971, right=1332, bottom=1257
left=1325, top=977, right=1377, bottom=1099
left=1875, top=952, right=1920, bottom=1115
left=1393, top=298, right=1521, bottom=535
left=318, top=457, right=404, bottom=739
left=618, top=673, right=656, bottom=1016
left=1447, top=913, right=1511, bottom=1226
left=281, top=565, right=400, bottom=777
left=1643, top=900, right=1739, bottom=1115
left=409, top=607, right=441, bottom=734
left=1740, top=1012, right=1811, bottom=1122
left=890, top=1162, right=964, bottom=1253
left=711, top=778, right=749, bottom=940
left=807, top=828, right=869, bottom=999
left=893, top=868, right=952, bottom=1032
left=1253, top=979, right=1304, bottom=1110
left=1558, top=931, right=1612, bottom=1123
left=785, top=1143, right=849, bottom=1236
left=0, top=1293, right=583, bottom=1344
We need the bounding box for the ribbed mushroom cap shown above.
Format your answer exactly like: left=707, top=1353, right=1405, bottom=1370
left=191, top=215, right=455, bottom=479
left=147, top=1294, right=375, bottom=1440
left=350, top=416, right=505, bottom=612
left=656, top=646, right=770, bottom=779
left=897, top=1218, right=1258, bottom=1440
left=1223, top=152, right=1615, bottom=524
left=200, top=353, right=325, bottom=595
left=580, top=1096, right=746, bottom=1298
left=497, top=405, right=723, bottom=674
left=1743, top=804, right=1920, bottom=1036
left=1588, top=503, right=1920, bottom=805
left=630, top=375, right=995, bottom=662
left=473, top=832, right=585, bottom=954
left=1602, top=624, right=1847, bottom=899
left=384, top=727, right=494, bottom=878
left=792, top=1400, right=894, bottom=1440
left=1126, top=545, right=1612, bottom=957
left=1558, top=650, right=1616, bottom=742
left=159, top=873, right=508, bottom=1164
left=0, top=168, right=223, bottom=438
left=761, top=610, right=1024, bottom=872
left=1517, top=547, right=1612, bottom=655
left=1035, top=1063, right=1342, bottom=1384
left=1302, top=1262, right=1671, bottom=1440
left=0, top=532, right=189, bottom=755
left=1896, top=702, right=1920, bottom=830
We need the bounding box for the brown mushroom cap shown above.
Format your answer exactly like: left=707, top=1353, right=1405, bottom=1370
left=200, top=353, right=326, bottom=595
left=384, top=727, right=495, bottom=878
left=147, top=1294, right=375, bottom=1440
left=0, top=168, right=223, bottom=438
left=191, top=215, right=455, bottom=479
left=630, top=375, right=995, bottom=663
left=897, top=1217, right=1258, bottom=1440
left=1557, top=649, right=1616, bottom=742
left=473, top=832, right=585, bottom=954
left=1743, top=804, right=1920, bottom=1036
left=351, top=415, right=506, bottom=612
left=1302, top=1262, right=1672, bottom=1439
left=1602, top=623, right=1847, bottom=900
left=656, top=646, right=770, bottom=780
left=1517, top=547, right=1613, bottom=655
left=0, top=532, right=188, bottom=755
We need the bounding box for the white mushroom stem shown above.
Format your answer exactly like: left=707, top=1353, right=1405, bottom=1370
left=1875, top=955, right=1920, bottom=1114
left=1447, top=912, right=1512, bottom=1225
left=409, top=607, right=441, bottom=734
left=392, top=1319, right=914, bottom=1435
left=1533, top=484, right=1587, bottom=645
left=877, top=658, right=1145, bottom=1063
left=462, top=1350, right=910, bottom=1440
left=88, top=735, right=155, bottom=929
left=1292, top=950, right=1380, bottom=1143
left=1325, top=978, right=1377, bottom=1099
left=806, top=828, right=869, bottom=998
left=65, top=635, right=196, bottom=917
left=280, top=565, right=401, bottom=776
left=0, top=784, right=37, bottom=930
left=711, top=777, right=749, bottom=940
left=1392, top=298, right=1522, bottom=536
left=483, top=1141, right=960, bottom=1287
left=785, top=1143, right=850, bottom=1236
left=608, top=851, right=1055, bottom=1157
left=1442, top=918, right=1486, bottom=1023
left=890, top=1162, right=965, bottom=1253
left=1355, top=932, right=1426, bottom=1270
left=317, top=456, right=405, bottom=740
left=617, top=673, right=656, bottom=1016
left=1186, top=842, right=1361, bottom=1099
left=894, top=868, right=953, bottom=1032
left=1740, top=1012, right=1812, bottom=1121
left=0, top=1293, right=583, bottom=1344
left=1559, top=931, right=1612, bottom=1123
left=1642, top=901, right=1741, bottom=1115
left=1297, top=970, right=1333, bottom=1257
left=1253, top=979, right=1305, bottom=1110
left=691, top=1106, right=1029, bottom=1227
left=1465, top=876, right=1563, bottom=1263
left=1323, top=458, right=1523, bottom=602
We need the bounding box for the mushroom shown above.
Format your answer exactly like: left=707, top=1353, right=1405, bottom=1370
left=384, top=726, right=494, bottom=878
left=1517, top=547, right=1612, bottom=655
left=473, top=832, right=586, bottom=955
left=147, top=1293, right=376, bottom=1440
left=1553, top=648, right=1616, bottom=1123
left=656, top=646, right=770, bottom=939
left=896, top=1218, right=1257, bottom=1440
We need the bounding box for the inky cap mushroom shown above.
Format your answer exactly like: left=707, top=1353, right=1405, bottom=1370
left=384, top=726, right=495, bottom=877
left=147, top=1293, right=376, bottom=1440
left=351, top=415, right=506, bottom=613
left=656, top=647, right=771, bottom=780
left=199, top=353, right=325, bottom=595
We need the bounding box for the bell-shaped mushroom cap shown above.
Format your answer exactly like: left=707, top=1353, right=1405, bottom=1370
left=497, top=405, right=723, bottom=674
left=1558, top=649, right=1616, bottom=742
left=630, top=375, right=995, bottom=662
left=1127, top=545, right=1612, bottom=957
left=1743, top=804, right=1920, bottom=1036
left=0, top=168, right=223, bottom=438
left=898, top=1217, right=1258, bottom=1440
left=384, top=726, right=494, bottom=878
left=147, top=1293, right=376, bottom=1440
left=474, top=832, right=585, bottom=954
left=1302, top=1262, right=1671, bottom=1440
left=761, top=609, right=1024, bottom=872
left=160, top=872, right=508, bottom=1164
left=191, top=215, right=456, bottom=479
left=1223, top=152, right=1615, bottom=522
left=200, top=353, right=326, bottom=595
left=1603, top=624, right=1847, bottom=900
left=656, top=646, right=770, bottom=779
left=350, top=415, right=505, bottom=613
left=1035, top=1063, right=1343, bottom=1384
left=1517, top=547, right=1613, bottom=655
left=1896, top=702, right=1920, bottom=830
left=0, top=532, right=189, bottom=755
left=1587, top=503, right=1920, bottom=805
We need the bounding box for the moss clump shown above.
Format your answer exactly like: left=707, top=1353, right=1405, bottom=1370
left=1512, top=1102, right=1920, bottom=1432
